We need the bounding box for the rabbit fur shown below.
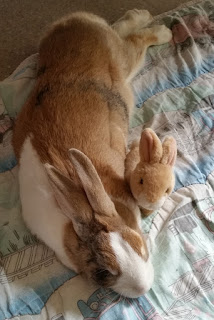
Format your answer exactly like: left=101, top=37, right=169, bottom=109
left=12, top=10, right=172, bottom=297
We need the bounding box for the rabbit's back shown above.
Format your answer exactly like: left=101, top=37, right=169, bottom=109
left=13, top=12, right=133, bottom=180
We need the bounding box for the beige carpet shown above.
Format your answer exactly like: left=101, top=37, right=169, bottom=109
left=0, top=0, right=190, bottom=80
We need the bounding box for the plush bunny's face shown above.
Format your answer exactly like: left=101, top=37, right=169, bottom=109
left=129, top=128, right=177, bottom=214
left=130, top=162, right=175, bottom=212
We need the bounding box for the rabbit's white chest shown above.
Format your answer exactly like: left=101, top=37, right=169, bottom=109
left=18, top=137, right=76, bottom=270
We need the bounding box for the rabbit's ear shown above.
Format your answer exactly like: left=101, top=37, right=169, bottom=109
left=69, top=148, right=117, bottom=217
left=139, top=128, right=162, bottom=164
left=161, top=136, right=177, bottom=166
left=45, top=163, right=93, bottom=239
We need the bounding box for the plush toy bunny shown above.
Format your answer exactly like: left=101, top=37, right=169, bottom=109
left=125, top=128, right=177, bottom=216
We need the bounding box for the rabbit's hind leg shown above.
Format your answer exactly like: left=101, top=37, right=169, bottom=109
left=112, top=9, right=153, bottom=38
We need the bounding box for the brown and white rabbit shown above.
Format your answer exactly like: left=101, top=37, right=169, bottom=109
left=126, top=128, right=177, bottom=216
left=12, top=10, right=172, bottom=298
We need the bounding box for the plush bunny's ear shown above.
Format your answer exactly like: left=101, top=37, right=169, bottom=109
left=161, top=136, right=177, bottom=166
left=139, top=128, right=163, bottom=164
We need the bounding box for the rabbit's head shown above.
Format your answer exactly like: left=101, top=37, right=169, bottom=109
left=45, top=149, right=154, bottom=298
left=130, top=128, right=177, bottom=215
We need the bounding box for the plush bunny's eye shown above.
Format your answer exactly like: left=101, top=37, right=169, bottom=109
left=140, top=178, right=144, bottom=185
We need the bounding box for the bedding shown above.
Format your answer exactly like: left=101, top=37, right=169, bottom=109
left=1, top=0, right=214, bottom=319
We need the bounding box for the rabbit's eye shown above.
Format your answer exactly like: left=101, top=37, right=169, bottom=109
left=166, top=188, right=170, bottom=194
left=94, top=269, right=111, bottom=284
left=140, top=178, right=144, bottom=184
